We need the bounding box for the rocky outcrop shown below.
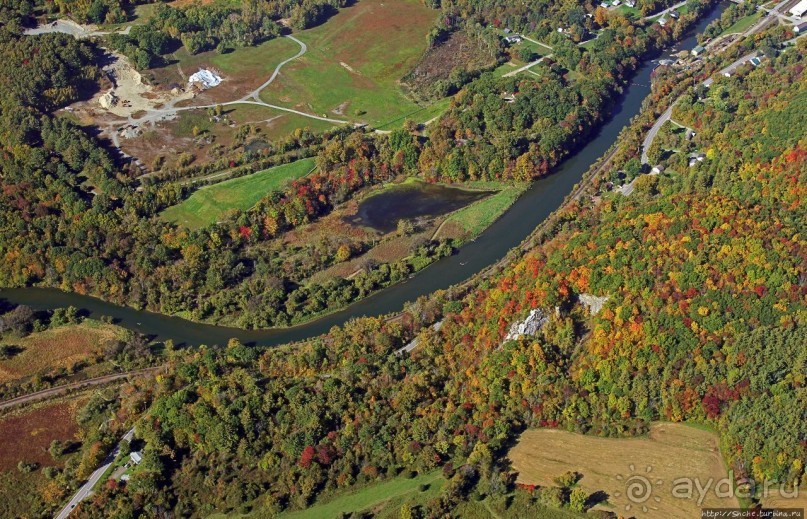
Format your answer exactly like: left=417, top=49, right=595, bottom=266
left=504, top=309, right=548, bottom=341
left=579, top=293, right=609, bottom=315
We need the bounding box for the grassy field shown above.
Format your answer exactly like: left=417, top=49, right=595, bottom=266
left=161, top=158, right=316, bottom=229
left=720, top=11, right=762, bottom=36
left=150, top=36, right=304, bottom=103
left=259, top=0, right=439, bottom=127
left=455, top=496, right=586, bottom=518
left=438, top=181, right=528, bottom=240
left=0, top=322, right=124, bottom=385
left=279, top=470, right=445, bottom=519
left=508, top=422, right=739, bottom=519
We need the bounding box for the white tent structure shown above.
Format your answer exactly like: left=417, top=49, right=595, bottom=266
left=188, top=69, right=222, bottom=89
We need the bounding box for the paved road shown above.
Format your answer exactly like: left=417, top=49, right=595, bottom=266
left=503, top=55, right=553, bottom=77
left=54, top=428, right=135, bottom=519
left=643, top=0, right=689, bottom=21
left=0, top=367, right=160, bottom=411
left=521, top=35, right=554, bottom=53
left=641, top=104, right=674, bottom=164
left=702, top=51, right=760, bottom=87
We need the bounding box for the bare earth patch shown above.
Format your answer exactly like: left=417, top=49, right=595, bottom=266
left=508, top=423, right=739, bottom=518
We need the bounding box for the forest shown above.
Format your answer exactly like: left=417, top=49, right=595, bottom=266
left=54, top=25, right=806, bottom=519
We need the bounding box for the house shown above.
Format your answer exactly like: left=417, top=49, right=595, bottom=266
left=612, top=0, right=621, bottom=6
left=789, top=0, right=807, bottom=18
left=626, top=0, right=636, bottom=7
left=130, top=451, right=143, bottom=465
left=651, top=165, right=665, bottom=175
left=688, top=152, right=706, bottom=167
left=669, top=10, right=680, bottom=19
left=658, top=17, right=669, bottom=26
left=795, top=21, right=807, bottom=33
left=505, top=35, right=522, bottom=44
left=600, top=1, right=609, bottom=7
left=749, top=56, right=762, bottom=66
left=691, top=45, right=705, bottom=56
left=685, top=129, right=695, bottom=141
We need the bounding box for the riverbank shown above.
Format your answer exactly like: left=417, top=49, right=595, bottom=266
left=0, top=2, right=731, bottom=346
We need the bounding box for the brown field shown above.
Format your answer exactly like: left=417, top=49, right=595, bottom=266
left=0, top=323, right=122, bottom=384
left=403, top=31, right=497, bottom=99
left=508, top=423, right=739, bottom=518
left=763, top=489, right=807, bottom=511
left=116, top=103, right=335, bottom=172
left=0, top=397, right=85, bottom=471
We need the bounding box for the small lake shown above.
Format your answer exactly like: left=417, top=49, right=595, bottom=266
left=345, top=182, right=494, bottom=232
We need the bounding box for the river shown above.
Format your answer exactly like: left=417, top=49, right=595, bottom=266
left=0, top=4, right=727, bottom=347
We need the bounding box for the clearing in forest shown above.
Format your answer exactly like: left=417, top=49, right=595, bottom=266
left=258, top=0, right=438, bottom=126
left=0, top=323, right=123, bottom=385
left=508, top=423, right=740, bottom=518
left=160, top=157, right=317, bottom=229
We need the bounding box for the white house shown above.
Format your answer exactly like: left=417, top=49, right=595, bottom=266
left=130, top=451, right=143, bottom=465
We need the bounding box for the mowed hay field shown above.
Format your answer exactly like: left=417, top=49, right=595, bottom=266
left=0, top=322, right=123, bottom=385
left=161, top=157, right=316, bottom=229
left=509, top=423, right=739, bottom=518
left=260, top=0, right=438, bottom=126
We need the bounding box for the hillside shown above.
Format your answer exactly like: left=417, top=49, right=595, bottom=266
left=68, top=35, right=806, bottom=519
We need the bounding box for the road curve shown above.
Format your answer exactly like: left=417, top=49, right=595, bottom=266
left=243, top=35, right=308, bottom=102
left=0, top=367, right=160, bottom=411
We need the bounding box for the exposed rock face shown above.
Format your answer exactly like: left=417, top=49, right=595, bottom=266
left=99, top=91, right=118, bottom=109
left=504, top=309, right=547, bottom=341
left=579, top=293, right=609, bottom=315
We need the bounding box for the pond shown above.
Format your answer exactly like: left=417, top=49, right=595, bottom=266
left=345, top=182, right=495, bottom=233
left=0, top=2, right=730, bottom=348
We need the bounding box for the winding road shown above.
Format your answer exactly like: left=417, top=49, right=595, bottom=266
left=124, top=35, right=349, bottom=129
left=23, top=23, right=349, bottom=128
